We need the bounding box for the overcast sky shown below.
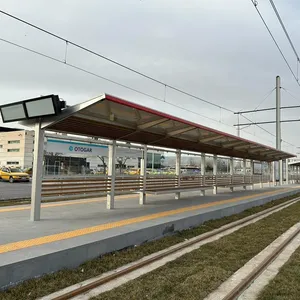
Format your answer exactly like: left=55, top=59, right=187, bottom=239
left=0, top=0, right=300, bottom=153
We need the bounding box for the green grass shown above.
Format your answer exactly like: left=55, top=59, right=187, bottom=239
left=0, top=194, right=299, bottom=300
left=0, top=197, right=90, bottom=207
left=92, top=198, right=300, bottom=300
left=0, top=199, right=31, bottom=207
left=257, top=243, right=300, bottom=300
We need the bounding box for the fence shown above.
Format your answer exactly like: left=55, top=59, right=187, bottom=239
left=41, top=174, right=274, bottom=200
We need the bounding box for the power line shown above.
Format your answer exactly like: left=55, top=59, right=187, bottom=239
left=281, top=87, right=300, bottom=104
left=235, top=119, right=300, bottom=126
left=249, top=0, right=300, bottom=86
left=268, top=0, right=300, bottom=63
left=0, top=10, right=297, bottom=149
left=254, top=88, right=275, bottom=110
left=239, top=113, right=296, bottom=148
left=1, top=36, right=296, bottom=149
left=0, top=9, right=234, bottom=114
left=0, top=37, right=233, bottom=129
left=236, top=86, right=300, bottom=115
left=235, top=105, right=300, bottom=114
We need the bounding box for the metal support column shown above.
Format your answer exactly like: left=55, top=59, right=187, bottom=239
left=139, top=145, right=147, bottom=204
left=285, top=159, right=289, bottom=185
left=243, top=158, right=247, bottom=190
left=229, top=157, right=234, bottom=192
left=200, top=153, right=206, bottom=196
left=279, top=160, right=283, bottom=186
left=213, top=155, right=217, bottom=194
left=272, top=161, right=276, bottom=187
left=268, top=162, right=272, bottom=187
left=30, top=120, right=44, bottom=221
left=260, top=162, right=263, bottom=189
left=293, top=166, right=296, bottom=183
left=250, top=159, right=254, bottom=189
left=175, top=150, right=181, bottom=199
left=107, top=140, right=116, bottom=209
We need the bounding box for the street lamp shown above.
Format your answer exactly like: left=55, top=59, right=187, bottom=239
left=0, top=94, right=67, bottom=222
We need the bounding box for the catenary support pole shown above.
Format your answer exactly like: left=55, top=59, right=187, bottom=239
left=107, top=140, right=116, bottom=209
left=139, top=145, right=147, bottom=204
left=175, top=150, right=181, bottom=199
left=30, top=119, right=44, bottom=221
left=276, top=75, right=283, bottom=185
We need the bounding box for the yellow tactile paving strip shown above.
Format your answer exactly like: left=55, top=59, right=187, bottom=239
left=0, top=194, right=137, bottom=213
left=0, top=189, right=290, bottom=254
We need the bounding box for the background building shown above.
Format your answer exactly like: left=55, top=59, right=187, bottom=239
left=0, top=127, right=34, bottom=168
left=0, top=127, right=164, bottom=174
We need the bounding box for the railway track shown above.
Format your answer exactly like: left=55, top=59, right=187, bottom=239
left=220, top=224, right=300, bottom=300
left=41, top=196, right=300, bottom=300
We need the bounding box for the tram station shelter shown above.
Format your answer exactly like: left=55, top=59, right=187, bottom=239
left=10, top=93, right=295, bottom=221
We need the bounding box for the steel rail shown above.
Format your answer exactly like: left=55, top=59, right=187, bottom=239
left=52, top=196, right=300, bottom=300
left=223, top=224, right=300, bottom=300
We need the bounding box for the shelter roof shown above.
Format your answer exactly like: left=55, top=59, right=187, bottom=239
left=22, top=94, right=294, bottom=162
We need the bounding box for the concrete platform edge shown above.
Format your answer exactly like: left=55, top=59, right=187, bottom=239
left=1, top=189, right=299, bottom=289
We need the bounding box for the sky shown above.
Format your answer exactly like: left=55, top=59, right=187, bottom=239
left=0, top=0, right=300, bottom=153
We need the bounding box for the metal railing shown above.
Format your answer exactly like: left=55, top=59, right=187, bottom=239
left=41, top=174, right=276, bottom=200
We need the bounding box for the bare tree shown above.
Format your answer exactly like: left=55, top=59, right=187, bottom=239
left=97, top=156, right=107, bottom=174
left=117, top=157, right=129, bottom=174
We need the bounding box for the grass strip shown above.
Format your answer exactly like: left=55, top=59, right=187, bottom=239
left=0, top=198, right=89, bottom=207
left=257, top=243, right=300, bottom=300
left=92, top=197, right=300, bottom=300
left=0, top=197, right=99, bottom=207
left=0, top=194, right=299, bottom=300
left=0, top=199, right=31, bottom=207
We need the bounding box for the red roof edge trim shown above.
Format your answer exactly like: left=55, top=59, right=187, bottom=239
left=104, top=94, right=293, bottom=156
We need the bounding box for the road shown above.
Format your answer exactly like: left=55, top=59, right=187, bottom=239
left=0, top=181, right=31, bottom=200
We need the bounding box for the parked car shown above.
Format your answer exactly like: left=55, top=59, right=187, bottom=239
left=0, top=167, right=30, bottom=183
left=24, top=167, right=33, bottom=176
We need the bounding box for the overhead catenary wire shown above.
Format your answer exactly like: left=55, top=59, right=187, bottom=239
left=0, top=36, right=296, bottom=150
left=281, top=87, right=300, bottom=104
left=0, top=37, right=232, bottom=128
left=0, top=9, right=297, bottom=150
left=249, top=0, right=300, bottom=86
left=0, top=9, right=233, bottom=114
left=254, top=88, right=275, bottom=111
left=268, top=0, right=300, bottom=64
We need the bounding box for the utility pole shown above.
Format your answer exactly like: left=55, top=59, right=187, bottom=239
left=276, top=75, right=283, bottom=185
left=237, top=114, right=240, bottom=137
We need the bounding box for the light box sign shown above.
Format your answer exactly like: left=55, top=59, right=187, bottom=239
left=45, top=139, right=143, bottom=157
left=46, top=139, right=108, bottom=156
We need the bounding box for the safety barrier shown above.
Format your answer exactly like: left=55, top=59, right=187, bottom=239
left=41, top=174, right=273, bottom=200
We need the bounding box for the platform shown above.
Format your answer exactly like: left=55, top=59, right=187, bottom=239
left=1, top=185, right=300, bottom=289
